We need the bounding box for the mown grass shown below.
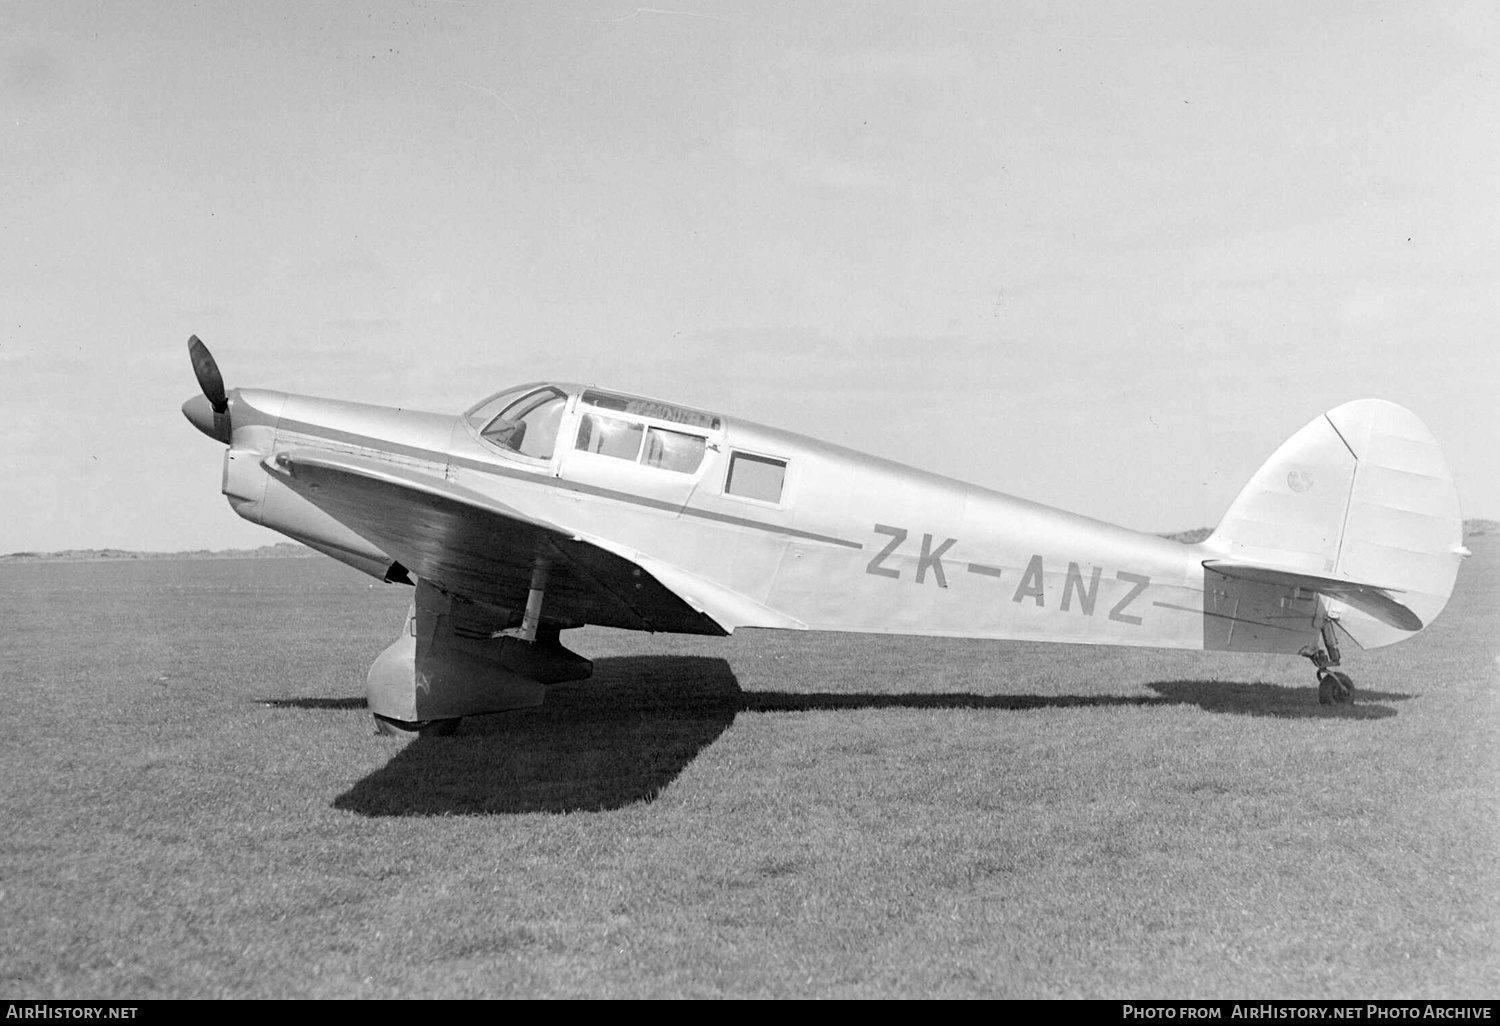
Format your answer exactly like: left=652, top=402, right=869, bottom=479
left=0, top=542, right=1494, bottom=998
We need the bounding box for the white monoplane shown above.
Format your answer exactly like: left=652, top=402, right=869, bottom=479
left=183, top=337, right=1466, bottom=734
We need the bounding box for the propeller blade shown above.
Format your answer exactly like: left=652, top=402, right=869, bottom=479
left=188, top=335, right=228, bottom=413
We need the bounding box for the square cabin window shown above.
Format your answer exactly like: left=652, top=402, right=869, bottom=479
left=725, top=452, right=786, bottom=503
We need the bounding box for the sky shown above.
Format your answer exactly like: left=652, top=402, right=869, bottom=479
left=2, top=0, right=1496, bottom=553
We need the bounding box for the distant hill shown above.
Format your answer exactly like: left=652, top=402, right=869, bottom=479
left=1159, top=520, right=1496, bottom=545
left=1158, top=527, right=1214, bottom=544
left=0, top=542, right=317, bottom=563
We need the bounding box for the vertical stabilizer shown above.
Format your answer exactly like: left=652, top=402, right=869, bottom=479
left=1205, top=400, right=1463, bottom=649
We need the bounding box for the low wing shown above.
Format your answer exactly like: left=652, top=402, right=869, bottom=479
left=268, top=449, right=804, bottom=635
left=1202, top=559, right=1423, bottom=632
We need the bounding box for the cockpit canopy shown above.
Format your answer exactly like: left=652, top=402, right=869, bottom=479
left=465, top=384, right=569, bottom=460
left=464, top=384, right=723, bottom=474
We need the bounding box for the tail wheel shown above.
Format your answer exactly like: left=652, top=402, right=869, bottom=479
left=1329, top=671, right=1355, bottom=705
left=1317, top=670, right=1355, bottom=706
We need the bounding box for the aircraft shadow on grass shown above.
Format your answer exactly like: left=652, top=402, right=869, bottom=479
left=292, top=655, right=1412, bottom=817
left=262, top=698, right=369, bottom=710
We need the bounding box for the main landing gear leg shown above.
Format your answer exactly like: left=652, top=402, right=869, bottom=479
left=366, top=570, right=592, bottom=736
left=1301, top=618, right=1354, bottom=706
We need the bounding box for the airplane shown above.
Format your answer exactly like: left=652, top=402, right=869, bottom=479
left=181, top=336, right=1468, bottom=735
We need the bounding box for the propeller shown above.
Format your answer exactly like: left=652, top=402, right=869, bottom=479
left=182, top=335, right=233, bottom=443
left=189, top=335, right=227, bottom=413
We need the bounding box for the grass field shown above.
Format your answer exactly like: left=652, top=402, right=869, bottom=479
left=1, top=538, right=1495, bottom=998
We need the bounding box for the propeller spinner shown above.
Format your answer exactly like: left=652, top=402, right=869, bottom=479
left=182, top=335, right=233, bottom=443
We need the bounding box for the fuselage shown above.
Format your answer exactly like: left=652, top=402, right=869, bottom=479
left=206, top=382, right=1297, bottom=655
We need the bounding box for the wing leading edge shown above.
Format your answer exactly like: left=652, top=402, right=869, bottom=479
left=267, top=449, right=805, bottom=635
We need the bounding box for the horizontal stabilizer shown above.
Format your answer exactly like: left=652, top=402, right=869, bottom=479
left=1202, top=559, right=1422, bottom=632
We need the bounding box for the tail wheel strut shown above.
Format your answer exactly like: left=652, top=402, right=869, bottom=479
left=1305, top=617, right=1355, bottom=706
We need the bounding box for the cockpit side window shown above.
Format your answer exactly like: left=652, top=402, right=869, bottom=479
left=575, top=413, right=644, bottom=461
left=476, top=387, right=568, bottom=460
left=573, top=411, right=710, bottom=475
left=642, top=426, right=706, bottom=473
